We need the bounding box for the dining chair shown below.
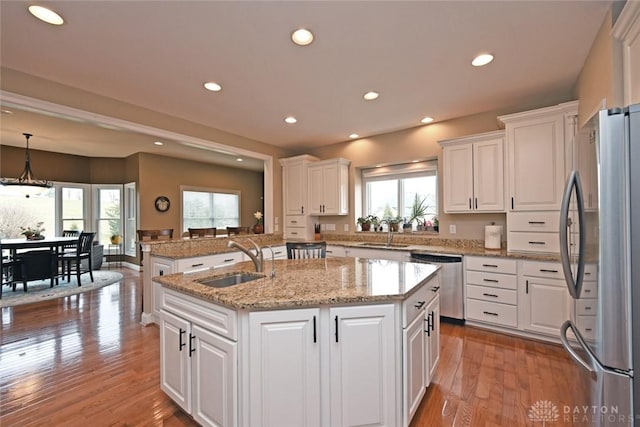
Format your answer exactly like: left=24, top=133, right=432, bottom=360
left=59, top=231, right=96, bottom=285
left=61, top=229, right=80, bottom=253
left=286, top=241, right=327, bottom=259
left=188, top=227, right=217, bottom=238
left=1, top=243, right=22, bottom=299
left=226, top=226, right=250, bottom=236
left=137, top=229, right=174, bottom=263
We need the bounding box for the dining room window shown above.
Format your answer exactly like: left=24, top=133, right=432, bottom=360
left=362, top=161, right=438, bottom=229
left=0, top=186, right=55, bottom=238
left=60, top=185, right=88, bottom=232
left=182, top=187, right=240, bottom=232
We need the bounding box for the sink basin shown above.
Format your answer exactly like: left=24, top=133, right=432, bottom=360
left=356, top=242, right=410, bottom=248
left=198, top=272, right=265, bottom=288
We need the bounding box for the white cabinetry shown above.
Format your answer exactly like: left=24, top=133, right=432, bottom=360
left=519, top=261, right=570, bottom=338
left=425, top=294, right=440, bottom=382
left=248, top=309, right=321, bottom=427
left=440, top=130, right=505, bottom=213
left=308, top=158, right=350, bottom=216
left=330, top=304, right=396, bottom=427
left=574, top=264, right=597, bottom=341
left=160, top=288, right=238, bottom=427
left=280, top=155, right=319, bottom=240
left=326, top=245, right=347, bottom=258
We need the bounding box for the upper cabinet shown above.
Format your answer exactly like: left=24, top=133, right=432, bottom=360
left=440, top=130, right=505, bottom=213
left=499, top=102, right=577, bottom=211
left=307, top=158, right=350, bottom=216
left=280, top=155, right=318, bottom=215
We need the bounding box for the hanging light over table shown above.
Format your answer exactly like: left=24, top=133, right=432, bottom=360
left=0, top=133, right=53, bottom=191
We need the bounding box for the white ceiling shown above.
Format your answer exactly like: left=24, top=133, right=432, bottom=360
left=0, top=0, right=614, bottom=164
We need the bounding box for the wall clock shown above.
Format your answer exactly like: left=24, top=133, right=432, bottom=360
left=154, top=196, right=170, bottom=212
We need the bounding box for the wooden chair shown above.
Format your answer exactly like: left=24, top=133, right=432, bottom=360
left=286, top=241, right=327, bottom=259
left=226, top=226, right=250, bottom=236
left=137, top=229, right=174, bottom=262
left=188, top=227, right=217, bottom=238
left=1, top=243, right=22, bottom=299
left=59, top=232, right=96, bottom=285
left=61, top=229, right=80, bottom=253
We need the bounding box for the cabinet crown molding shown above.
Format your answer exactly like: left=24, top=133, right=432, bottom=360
left=498, top=100, right=579, bottom=125
left=438, top=130, right=505, bottom=148
left=279, top=154, right=319, bottom=166
left=612, top=0, right=640, bottom=41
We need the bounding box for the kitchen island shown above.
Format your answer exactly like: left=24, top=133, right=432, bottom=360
left=154, top=256, right=440, bottom=427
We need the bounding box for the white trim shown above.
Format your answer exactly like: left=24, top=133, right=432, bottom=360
left=612, top=1, right=640, bottom=106
left=0, top=90, right=275, bottom=234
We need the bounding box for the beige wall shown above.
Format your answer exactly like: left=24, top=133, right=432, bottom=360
left=576, top=9, right=625, bottom=126
left=2, top=145, right=95, bottom=183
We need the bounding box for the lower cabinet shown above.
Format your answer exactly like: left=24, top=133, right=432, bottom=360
left=248, top=309, right=321, bottom=427
left=403, top=309, right=427, bottom=424
left=425, top=294, right=440, bottom=382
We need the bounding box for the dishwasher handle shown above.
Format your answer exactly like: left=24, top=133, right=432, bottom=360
left=410, top=253, right=462, bottom=264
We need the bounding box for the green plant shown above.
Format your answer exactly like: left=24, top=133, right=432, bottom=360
left=408, top=194, right=429, bottom=225
left=20, top=222, right=45, bottom=238
left=433, top=216, right=439, bottom=227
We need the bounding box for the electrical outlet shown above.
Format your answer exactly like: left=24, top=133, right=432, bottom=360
left=326, top=224, right=336, bottom=231
left=344, top=223, right=349, bottom=232
left=449, top=224, right=457, bottom=234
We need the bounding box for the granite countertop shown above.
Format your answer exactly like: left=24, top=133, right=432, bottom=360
left=155, top=257, right=440, bottom=310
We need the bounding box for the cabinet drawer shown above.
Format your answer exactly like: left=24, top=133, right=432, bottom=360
left=576, top=299, right=597, bottom=316
left=521, top=261, right=563, bottom=279
left=583, top=264, right=597, bottom=281
left=465, top=256, right=517, bottom=274
left=176, top=256, right=216, bottom=273
left=286, top=226, right=307, bottom=240
left=160, top=287, right=237, bottom=340
left=581, top=281, right=597, bottom=299
left=576, top=315, right=596, bottom=340
left=402, top=283, right=430, bottom=328
left=210, top=251, right=245, bottom=268
left=286, top=215, right=307, bottom=227
left=508, top=211, right=560, bottom=232
left=269, top=245, right=287, bottom=260
left=508, top=232, right=560, bottom=253
left=467, top=284, right=517, bottom=305
left=466, top=299, right=518, bottom=328
left=326, top=245, right=346, bottom=258
left=466, top=270, right=517, bottom=290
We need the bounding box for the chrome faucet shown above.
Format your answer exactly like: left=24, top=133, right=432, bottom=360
left=228, top=238, right=264, bottom=272
left=380, top=219, right=394, bottom=246
left=265, top=245, right=276, bottom=279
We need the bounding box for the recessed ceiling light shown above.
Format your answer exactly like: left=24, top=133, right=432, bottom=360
left=154, top=141, right=164, bottom=146
left=1, top=109, right=13, bottom=115
left=284, top=116, right=297, bottom=124
left=291, top=28, right=314, bottom=46
left=204, top=81, right=222, bottom=92
left=420, top=116, right=434, bottom=124
left=471, top=53, right=494, bottom=67
left=28, top=5, right=64, bottom=25
left=236, top=158, right=244, bottom=162
left=375, top=164, right=383, bottom=168
left=412, top=160, right=420, bottom=163
left=363, top=91, right=379, bottom=101
left=349, top=133, right=359, bottom=139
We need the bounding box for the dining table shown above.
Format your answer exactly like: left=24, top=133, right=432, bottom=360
left=1, top=236, right=80, bottom=290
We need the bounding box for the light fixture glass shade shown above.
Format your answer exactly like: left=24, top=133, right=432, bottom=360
left=0, top=133, right=53, bottom=189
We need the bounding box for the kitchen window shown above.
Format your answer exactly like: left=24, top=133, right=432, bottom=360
left=182, top=188, right=240, bottom=232
left=362, top=161, right=438, bottom=229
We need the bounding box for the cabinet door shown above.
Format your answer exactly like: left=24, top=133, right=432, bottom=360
left=474, top=138, right=505, bottom=211
left=330, top=304, right=396, bottom=427
left=507, top=114, right=564, bottom=210
left=321, top=163, right=340, bottom=214
left=191, top=324, right=237, bottom=427
left=403, top=310, right=426, bottom=425
left=425, top=294, right=440, bottom=382
left=308, top=165, right=324, bottom=215
left=521, top=276, right=570, bottom=336
left=443, top=144, right=473, bottom=212
left=285, top=161, right=306, bottom=215
left=249, top=309, right=321, bottom=427
left=160, top=311, right=191, bottom=413
left=152, top=258, right=174, bottom=317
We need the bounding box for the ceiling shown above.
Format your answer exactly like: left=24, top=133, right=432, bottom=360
left=0, top=1, right=614, bottom=165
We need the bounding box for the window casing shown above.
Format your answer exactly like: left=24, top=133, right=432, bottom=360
left=362, top=161, right=438, bottom=229
left=182, top=187, right=241, bottom=232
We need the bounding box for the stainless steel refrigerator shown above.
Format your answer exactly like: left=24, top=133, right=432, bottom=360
left=559, top=104, right=639, bottom=425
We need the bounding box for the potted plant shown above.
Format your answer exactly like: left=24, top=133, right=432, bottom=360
left=110, top=234, right=122, bottom=244
left=433, top=215, right=439, bottom=232
left=357, top=215, right=378, bottom=232
left=408, top=194, right=429, bottom=226
left=20, top=222, right=45, bottom=240
left=253, top=211, right=264, bottom=234
left=385, top=216, right=403, bottom=232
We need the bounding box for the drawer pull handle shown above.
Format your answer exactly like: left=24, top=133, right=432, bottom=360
left=584, top=306, right=592, bottom=311
left=483, top=311, right=499, bottom=317
left=540, top=269, right=558, bottom=273
left=584, top=289, right=591, bottom=293
left=482, top=264, right=498, bottom=268
left=414, top=301, right=426, bottom=310
left=274, top=251, right=282, bottom=255
left=482, top=293, right=499, bottom=298
left=431, top=286, right=440, bottom=292
left=191, top=263, right=204, bottom=267
left=528, top=241, right=546, bottom=245
left=585, top=272, right=592, bottom=276
left=291, top=220, right=298, bottom=224
left=585, top=328, right=593, bottom=332
left=223, top=258, right=234, bottom=263
left=528, top=221, right=546, bottom=225
left=483, top=278, right=499, bottom=283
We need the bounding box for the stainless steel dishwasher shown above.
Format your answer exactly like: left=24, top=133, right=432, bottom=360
left=410, top=252, right=464, bottom=324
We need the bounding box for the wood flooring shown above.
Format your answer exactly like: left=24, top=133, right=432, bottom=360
left=1, top=268, right=591, bottom=426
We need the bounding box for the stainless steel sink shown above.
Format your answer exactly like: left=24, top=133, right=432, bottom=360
left=198, top=272, right=265, bottom=288
left=356, top=242, right=410, bottom=248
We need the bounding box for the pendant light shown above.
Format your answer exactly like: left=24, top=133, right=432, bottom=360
left=0, top=133, right=53, bottom=189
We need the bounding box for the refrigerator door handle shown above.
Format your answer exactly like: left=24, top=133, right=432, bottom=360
left=560, top=170, right=586, bottom=299
left=560, top=320, right=598, bottom=374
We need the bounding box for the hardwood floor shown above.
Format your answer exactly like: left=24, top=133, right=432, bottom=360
left=1, top=269, right=590, bottom=426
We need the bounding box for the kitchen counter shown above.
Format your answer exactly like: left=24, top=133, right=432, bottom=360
left=154, top=257, right=440, bottom=310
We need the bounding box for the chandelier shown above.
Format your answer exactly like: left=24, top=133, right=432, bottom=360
left=0, top=133, right=53, bottom=189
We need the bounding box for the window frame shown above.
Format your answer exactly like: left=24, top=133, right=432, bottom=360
left=180, top=185, right=242, bottom=233
left=92, top=184, right=124, bottom=249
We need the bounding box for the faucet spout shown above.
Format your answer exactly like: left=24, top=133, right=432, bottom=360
left=380, top=219, right=394, bottom=247
left=227, top=238, right=264, bottom=272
